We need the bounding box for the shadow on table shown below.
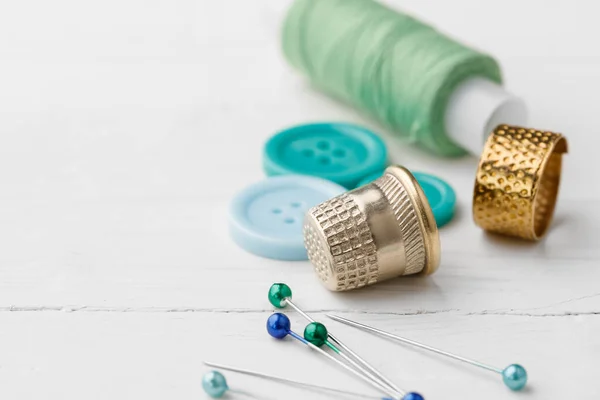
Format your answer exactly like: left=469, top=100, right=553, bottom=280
left=327, top=275, right=444, bottom=310
left=480, top=209, right=585, bottom=250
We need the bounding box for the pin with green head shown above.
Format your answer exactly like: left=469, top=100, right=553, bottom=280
left=267, top=283, right=406, bottom=398
left=268, top=283, right=292, bottom=308
left=266, top=313, right=408, bottom=399
left=304, top=322, right=332, bottom=349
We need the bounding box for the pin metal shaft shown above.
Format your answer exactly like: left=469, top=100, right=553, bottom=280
left=227, top=388, right=260, bottom=399
left=285, top=298, right=404, bottom=394
left=323, top=338, right=400, bottom=396
left=203, top=361, right=384, bottom=399
left=302, top=335, right=403, bottom=399
left=327, top=314, right=503, bottom=374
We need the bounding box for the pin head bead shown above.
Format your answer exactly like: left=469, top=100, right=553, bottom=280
left=202, top=371, right=229, bottom=398
left=266, top=313, right=291, bottom=339
left=268, top=283, right=292, bottom=308
left=402, top=393, right=424, bottom=400
left=502, top=364, right=527, bottom=391
left=303, top=322, right=328, bottom=347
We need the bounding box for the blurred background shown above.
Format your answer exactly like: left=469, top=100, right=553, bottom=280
left=0, top=1, right=598, bottom=399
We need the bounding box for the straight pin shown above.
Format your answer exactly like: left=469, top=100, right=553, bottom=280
left=202, top=370, right=259, bottom=399
left=302, top=320, right=401, bottom=396
left=203, top=361, right=387, bottom=399
left=327, top=314, right=528, bottom=391
left=268, top=283, right=404, bottom=395
left=267, top=312, right=424, bottom=400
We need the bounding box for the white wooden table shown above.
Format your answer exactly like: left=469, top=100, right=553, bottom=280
left=1, top=1, right=598, bottom=399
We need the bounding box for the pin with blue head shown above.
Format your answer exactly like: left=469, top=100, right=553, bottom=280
left=401, top=394, right=425, bottom=400
left=268, top=284, right=338, bottom=350
left=266, top=312, right=308, bottom=343
left=268, top=285, right=343, bottom=351
left=268, top=288, right=421, bottom=399
left=266, top=313, right=423, bottom=400
left=267, top=313, right=357, bottom=359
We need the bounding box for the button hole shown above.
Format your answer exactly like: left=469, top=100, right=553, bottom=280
left=318, top=156, right=330, bottom=165
left=284, top=217, right=295, bottom=224
left=316, top=141, right=330, bottom=150
left=332, top=149, right=346, bottom=157
left=272, top=208, right=282, bottom=214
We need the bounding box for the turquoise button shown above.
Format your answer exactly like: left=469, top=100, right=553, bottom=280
left=264, top=123, right=387, bottom=188
left=229, top=175, right=346, bottom=260
left=358, top=171, right=456, bottom=228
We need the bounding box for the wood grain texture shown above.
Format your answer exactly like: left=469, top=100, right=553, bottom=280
left=1, top=312, right=599, bottom=399
left=0, top=0, right=598, bottom=399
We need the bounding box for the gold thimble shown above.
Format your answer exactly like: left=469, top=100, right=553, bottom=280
left=303, top=166, right=440, bottom=291
left=473, top=125, right=568, bottom=240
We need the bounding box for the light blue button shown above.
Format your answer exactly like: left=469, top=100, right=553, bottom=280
left=358, top=170, right=456, bottom=228
left=264, top=123, right=387, bottom=188
left=229, top=175, right=346, bottom=260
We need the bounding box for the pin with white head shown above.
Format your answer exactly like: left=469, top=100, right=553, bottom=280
left=268, top=283, right=405, bottom=397
left=327, top=315, right=528, bottom=392
left=266, top=312, right=423, bottom=400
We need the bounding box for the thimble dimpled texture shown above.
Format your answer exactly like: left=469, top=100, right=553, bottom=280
left=304, top=193, right=379, bottom=291
left=304, top=166, right=437, bottom=291
left=473, top=125, right=567, bottom=239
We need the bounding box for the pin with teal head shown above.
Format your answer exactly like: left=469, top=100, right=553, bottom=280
left=268, top=283, right=405, bottom=396
left=202, top=370, right=229, bottom=398
left=203, top=361, right=396, bottom=400
left=327, top=315, right=528, bottom=392
left=266, top=313, right=422, bottom=400
left=202, top=370, right=261, bottom=399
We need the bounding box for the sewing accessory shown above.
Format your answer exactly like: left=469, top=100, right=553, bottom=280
left=264, top=122, right=387, bottom=188
left=202, top=370, right=258, bottom=399
left=303, top=165, right=440, bottom=291
left=358, top=171, right=456, bottom=228
left=204, top=361, right=390, bottom=399
left=328, top=314, right=528, bottom=391
left=473, top=125, right=568, bottom=240
left=303, top=321, right=403, bottom=396
left=229, top=175, right=345, bottom=260
left=202, top=370, right=229, bottom=398
left=266, top=313, right=423, bottom=400
left=280, top=0, right=528, bottom=156
left=268, top=283, right=402, bottom=395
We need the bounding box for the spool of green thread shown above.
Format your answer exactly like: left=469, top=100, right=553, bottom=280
left=280, top=0, right=526, bottom=156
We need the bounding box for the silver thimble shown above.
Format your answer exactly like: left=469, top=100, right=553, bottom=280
left=303, top=166, right=440, bottom=291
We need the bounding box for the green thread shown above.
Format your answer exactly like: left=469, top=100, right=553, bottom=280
left=282, top=0, right=502, bottom=156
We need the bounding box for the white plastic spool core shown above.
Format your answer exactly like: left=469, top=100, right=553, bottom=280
left=445, top=78, right=528, bottom=156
